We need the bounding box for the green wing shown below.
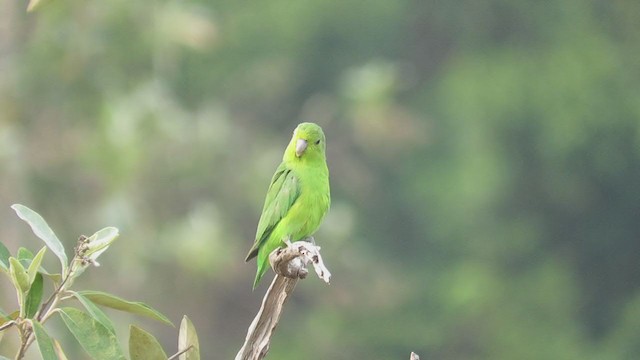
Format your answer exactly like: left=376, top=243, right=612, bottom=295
left=245, top=163, right=300, bottom=261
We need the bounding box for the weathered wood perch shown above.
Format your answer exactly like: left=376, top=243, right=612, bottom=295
left=234, top=239, right=420, bottom=360
left=235, top=240, right=331, bottom=360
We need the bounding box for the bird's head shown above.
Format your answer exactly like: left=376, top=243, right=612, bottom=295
left=285, top=122, right=326, bottom=162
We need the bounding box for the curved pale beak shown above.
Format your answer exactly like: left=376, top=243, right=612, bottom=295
left=295, top=139, right=308, bottom=157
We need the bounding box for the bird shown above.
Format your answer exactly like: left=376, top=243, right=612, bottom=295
left=245, top=122, right=331, bottom=289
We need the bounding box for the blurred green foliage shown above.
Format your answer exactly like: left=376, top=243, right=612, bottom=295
left=1, top=0, right=640, bottom=358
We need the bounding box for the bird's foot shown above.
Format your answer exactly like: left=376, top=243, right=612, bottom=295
left=269, top=240, right=331, bottom=284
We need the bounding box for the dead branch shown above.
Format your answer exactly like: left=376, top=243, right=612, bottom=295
left=235, top=240, right=330, bottom=360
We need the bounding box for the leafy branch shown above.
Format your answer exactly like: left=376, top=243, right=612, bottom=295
left=0, top=204, right=200, bottom=360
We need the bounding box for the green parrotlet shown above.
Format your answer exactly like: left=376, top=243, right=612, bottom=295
left=245, top=123, right=331, bottom=289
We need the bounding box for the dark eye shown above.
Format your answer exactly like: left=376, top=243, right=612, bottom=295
left=315, top=139, right=321, bottom=145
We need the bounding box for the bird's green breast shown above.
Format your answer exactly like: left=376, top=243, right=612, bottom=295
left=297, top=171, right=330, bottom=237
left=285, top=164, right=330, bottom=240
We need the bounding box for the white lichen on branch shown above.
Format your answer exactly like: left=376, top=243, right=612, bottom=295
left=270, top=240, right=331, bottom=283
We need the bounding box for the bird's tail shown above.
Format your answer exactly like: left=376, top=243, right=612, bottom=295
left=252, top=257, right=269, bottom=290
left=245, top=243, right=259, bottom=262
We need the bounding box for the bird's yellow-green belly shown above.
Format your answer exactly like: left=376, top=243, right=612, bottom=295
left=265, top=191, right=328, bottom=250
left=281, top=192, right=328, bottom=241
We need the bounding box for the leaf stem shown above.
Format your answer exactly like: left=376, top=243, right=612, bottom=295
left=14, top=257, right=79, bottom=360
left=36, top=261, right=73, bottom=322
left=15, top=322, right=31, bottom=360
left=0, top=320, right=16, bottom=332
left=168, top=345, right=193, bottom=360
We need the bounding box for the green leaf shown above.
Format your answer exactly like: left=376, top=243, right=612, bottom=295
left=33, top=320, right=57, bottom=360
left=78, top=291, right=173, bottom=326
left=0, top=311, right=20, bottom=336
left=0, top=312, right=14, bottom=328
left=39, top=268, right=62, bottom=284
left=27, top=247, right=47, bottom=286
left=11, top=204, right=68, bottom=273
left=178, top=316, right=200, bottom=360
left=0, top=355, right=11, bottom=360
left=71, top=291, right=116, bottom=334
left=9, top=257, right=30, bottom=294
left=129, top=325, right=167, bottom=360
left=14, top=249, right=61, bottom=284
left=5, top=311, right=19, bottom=320
left=25, top=273, right=44, bottom=318
left=85, top=227, right=119, bottom=262
left=17, top=247, right=34, bottom=261
left=0, top=241, right=10, bottom=272
left=59, top=307, right=126, bottom=360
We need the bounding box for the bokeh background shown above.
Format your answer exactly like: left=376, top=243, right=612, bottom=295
left=2, top=0, right=640, bottom=358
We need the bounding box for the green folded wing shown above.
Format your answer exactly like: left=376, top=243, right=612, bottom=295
left=245, top=163, right=300, bottom=261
